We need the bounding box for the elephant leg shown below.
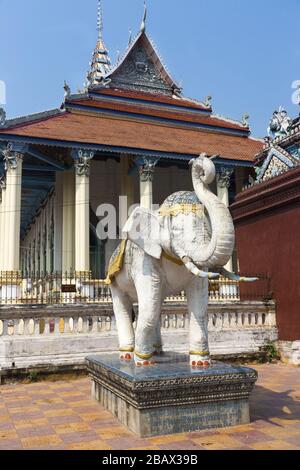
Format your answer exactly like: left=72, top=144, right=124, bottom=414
left=186, top=277, right=211, bottom=367
left=110, top=284, right=135, bottom=361
left=134, top=275, right=162, bottom=366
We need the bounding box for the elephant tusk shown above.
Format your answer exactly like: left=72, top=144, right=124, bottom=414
left=183, top=258, right=220, bottom=279
left=220, top=268, right=259, bottom=283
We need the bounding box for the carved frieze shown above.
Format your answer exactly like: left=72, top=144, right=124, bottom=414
left=110, top=44, right=173, bottom=96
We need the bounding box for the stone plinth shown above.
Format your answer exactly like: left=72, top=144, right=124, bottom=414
left=86, top=353, right=258, bottom=437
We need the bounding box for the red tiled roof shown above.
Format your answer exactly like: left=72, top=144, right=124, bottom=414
left=67, top=97, right=247, bottom=131
left=0, top=110, right=263, bottom=161
left=91, top=87, right=210, bottom=111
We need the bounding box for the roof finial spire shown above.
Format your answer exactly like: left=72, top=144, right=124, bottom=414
left=97, top=0, right=103, bottom=40
left=87, top=0, right=111, bottom=86
left=140, top=0, right=147, bottom=33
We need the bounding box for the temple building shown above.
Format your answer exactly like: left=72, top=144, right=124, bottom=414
left=231, top=106, right=300, bottom=365
left=0, top=1, right=263, bottom=300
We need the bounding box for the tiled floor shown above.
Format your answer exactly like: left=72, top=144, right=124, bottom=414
left=0, top=364, right=300, bottom=450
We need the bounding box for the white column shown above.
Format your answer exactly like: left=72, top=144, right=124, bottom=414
left=0, top=145, right=24, bottom=300
left=120, top=156, right=135, bottom=230
left=1, top=150, right=23, bottom=272
left=45, top=196, right=54, bottom=273
left=62, top=171, right=75, bottom=273
left=0, top=175, right=5, bottom=272
left=73, top=149, right=94, bottom=276
left=54, top=173, right=63, bottom=272
left=217, top=166, right=234, bottom=272
left=75, top=170, right=90, bottom=274
left=137, top=157, right=159, bottom=210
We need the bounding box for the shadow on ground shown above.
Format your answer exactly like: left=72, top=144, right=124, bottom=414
left=251, top=385, right=300, bottom=426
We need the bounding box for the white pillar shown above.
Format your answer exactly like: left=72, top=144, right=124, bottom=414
left=75, top=170, right=90, bottom=274
left=0, top=175, right=5, bottom=272
left=62, top=171, right=75, bottom=273
left=0, top=145, right=24, bottom=300
left=1, top=151, right=23, bottom=272
left=73, top=149, right=94, bottom=276
left=120, top=156, right=135, bottom=230
left=137, top=157, right=158, bottom=210
left=54, top=173, right=63, bottom=272
left=217, top=167, right=234, bottom=272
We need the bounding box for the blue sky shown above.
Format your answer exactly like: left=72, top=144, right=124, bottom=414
left=0, top=0, right=299, bottom=137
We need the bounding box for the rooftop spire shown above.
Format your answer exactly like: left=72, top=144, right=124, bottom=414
left=87, top=0, right=111, bottom=86
left=97, top=0, right=103, bottom=40
left=140, top=0, right=147, bottom=33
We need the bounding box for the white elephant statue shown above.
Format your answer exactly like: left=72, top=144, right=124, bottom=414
left=106, top=154, right=256, bottom=367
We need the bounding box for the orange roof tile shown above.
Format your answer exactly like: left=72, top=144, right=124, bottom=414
left=0, top=111, right=262, bottom=161
left=92, top=87, right=209, bottom=111
left=67, top=97, right=247, bottom=131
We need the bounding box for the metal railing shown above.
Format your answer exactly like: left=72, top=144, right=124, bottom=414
left=0, top=271, right=272, bottom=306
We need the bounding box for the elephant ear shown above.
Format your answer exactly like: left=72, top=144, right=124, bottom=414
left=122, top=207, right=162, bottom=260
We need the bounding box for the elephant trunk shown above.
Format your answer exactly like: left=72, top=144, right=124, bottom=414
left=191, top=155, right=235, bottom=269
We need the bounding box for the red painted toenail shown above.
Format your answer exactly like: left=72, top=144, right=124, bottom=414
left=197, top=361, right=204, bottom=366
left=192, top=361, right=197, bottom=366
left=204, top=361, right=210, bottom=366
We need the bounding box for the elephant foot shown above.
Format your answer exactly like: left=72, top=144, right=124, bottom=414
left=190, top=352, right=211, bottom=368
left=134, top=352, right=156, bottom=367
left=119, top=348, right=134, bottom=361
left=119, top=353, right=133, bottom=361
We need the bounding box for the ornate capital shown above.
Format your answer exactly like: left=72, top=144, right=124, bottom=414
left=135, top=157, right=160, bottom=183
left=1, top=143, right=24, bottom=171
left=216, top=166, right=234, bottom=189
left=72, top=149, right=95, bottom=177
left=0, top=174, right=6, bottom=202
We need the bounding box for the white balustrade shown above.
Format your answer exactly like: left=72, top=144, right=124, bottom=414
left=0, top=302, right=277, bottom=341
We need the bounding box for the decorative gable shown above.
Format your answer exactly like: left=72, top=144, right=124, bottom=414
left=262, top=156, right=290, bottom=181
left=100, top=32, right=181, bottom=97
left=257, top=145, right=299, bottom=183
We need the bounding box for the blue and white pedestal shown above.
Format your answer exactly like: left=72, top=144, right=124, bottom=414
left=86, top=353, right=257, bottom=438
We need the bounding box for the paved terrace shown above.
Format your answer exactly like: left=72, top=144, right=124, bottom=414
left=0, top=364, right=299, bottom=450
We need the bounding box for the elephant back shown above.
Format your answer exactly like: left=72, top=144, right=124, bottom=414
left=159, top=191, right=204, bottom=218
